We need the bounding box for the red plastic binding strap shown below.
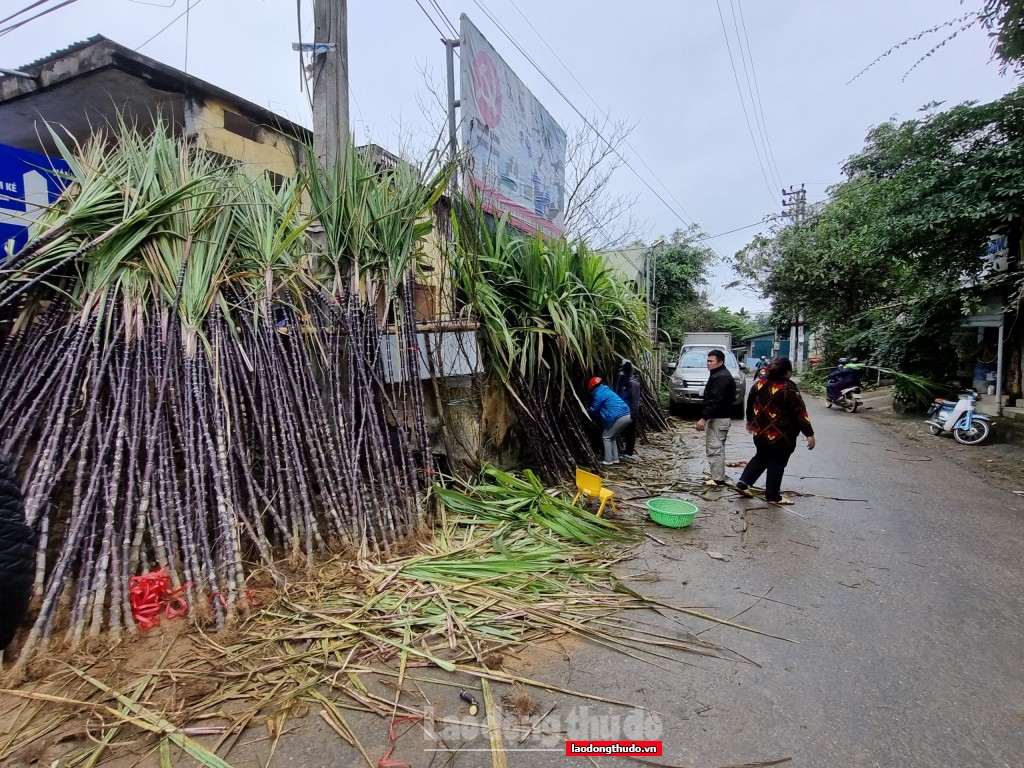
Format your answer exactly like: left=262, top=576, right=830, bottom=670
left=129, top=568, right=191, bottom=630
left=377, top=715, right=421, bottom=768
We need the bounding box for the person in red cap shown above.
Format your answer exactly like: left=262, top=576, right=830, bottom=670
left=587, top=376, right=632, bottom=466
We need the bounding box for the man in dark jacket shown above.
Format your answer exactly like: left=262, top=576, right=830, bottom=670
left=695, top=349, right=737, bottom=486
left=614, top=359, right=642, bottom=459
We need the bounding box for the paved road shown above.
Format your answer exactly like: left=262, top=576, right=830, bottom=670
left=248, top=394, right=1024, bottom=768
left=510, top=395, right=1024, bottom=768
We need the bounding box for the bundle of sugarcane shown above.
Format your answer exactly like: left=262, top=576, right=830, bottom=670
left=450, top=204, right=663, bottom=480
left=0, top=123, right=449, bottom=667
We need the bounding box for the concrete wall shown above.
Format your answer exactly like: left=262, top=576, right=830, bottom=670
left=186, top=97, right=304, bottom=179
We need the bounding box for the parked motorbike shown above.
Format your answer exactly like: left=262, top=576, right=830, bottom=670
left=826, top=385, right=863, bottom=413
left=925, top=390, right=992, bottom=445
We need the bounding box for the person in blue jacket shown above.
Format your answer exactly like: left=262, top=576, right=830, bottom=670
left=587, top=376, right=633, bottom=466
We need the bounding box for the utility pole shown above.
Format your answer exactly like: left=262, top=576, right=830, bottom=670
left=645, top=239, right=665, bottom=377
left=311, top=0, right=349, bottom=169
left=444, top=37, right=461, bottom=183
left=781, top=184, right=806, bottom=225
left=781, top=184, right=807, bottom=373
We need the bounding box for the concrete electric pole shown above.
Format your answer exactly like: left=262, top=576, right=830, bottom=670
left=782, top=184, right=807, bottom=373
left=312, top=0, right=349, bottom=168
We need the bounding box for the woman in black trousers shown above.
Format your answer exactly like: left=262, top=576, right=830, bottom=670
left=735, top=357, right=815, bottom=505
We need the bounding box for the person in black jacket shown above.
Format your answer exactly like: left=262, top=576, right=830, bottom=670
left=695, top=349, right=737, bottom=486
left=614, top=359, right=642, bottom=459
left=0, top=452, right=32, bottom=654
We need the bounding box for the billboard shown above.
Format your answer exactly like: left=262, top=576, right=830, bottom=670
left=0, top=144, right=68, bottom=257
left=460, top=14, right=567, bottom=238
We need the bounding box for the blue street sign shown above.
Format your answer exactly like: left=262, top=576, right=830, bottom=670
left=0, top=144, right=69, bottom=258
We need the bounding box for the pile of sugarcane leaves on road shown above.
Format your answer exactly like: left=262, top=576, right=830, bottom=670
left=0, top=466, right=775, bottom=767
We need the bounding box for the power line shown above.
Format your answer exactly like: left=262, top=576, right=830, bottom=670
left=472, top=0, right=644, bottom=251
left=714, top=0, right=777, bottom=205
left=0, top=0, right=54, bottom=28
left=296, top=0, right=315, bottom=114
left=501, top=0, right=706, bottom=246
left=427, top=0, right=458, bottom=37
left=734, top=0, right=784, bottom=189
left=471, top=0, right=717, bottom=255
left=0, top=0, right=81, bottom=37
left=729, top=0, right=782, bottom=191
left=707, top=217, right=778, bottom=239
left=413, top=0, right=449, bottom=40
left=135, top=0, right=208, bottom=52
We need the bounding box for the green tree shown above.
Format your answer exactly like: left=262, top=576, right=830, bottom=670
left=651, top=226, right=714, bottom=341
left=735, top=86, right=1024, bottom=387
left=979, top=0, right=1024, bottom=73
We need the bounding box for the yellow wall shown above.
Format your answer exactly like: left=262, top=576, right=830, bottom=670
left=188, top=99, right=302, bottom=178
left=413, top=201, right=456, bottom=319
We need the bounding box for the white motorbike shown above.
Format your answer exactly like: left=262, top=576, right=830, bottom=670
left=925, top=390, right=992, bottom=445
left=826, top=385, right=863, bottom=413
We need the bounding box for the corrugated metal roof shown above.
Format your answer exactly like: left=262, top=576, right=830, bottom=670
left=17, top=35, right=106, bottom=71
left=2, top=35, right=311, bottom=141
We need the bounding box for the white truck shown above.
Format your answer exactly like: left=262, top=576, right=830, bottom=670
left=665, top=332, right=746, bottom=416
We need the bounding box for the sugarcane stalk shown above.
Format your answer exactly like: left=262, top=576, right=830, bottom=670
left=20, top=316, right=93, bottom=529
left=15, top=313, right=109, bottom=663
left=88, top=341, right=132, bottom=638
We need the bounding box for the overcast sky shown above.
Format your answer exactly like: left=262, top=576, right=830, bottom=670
left=2, top=0, right=1018, bottom=311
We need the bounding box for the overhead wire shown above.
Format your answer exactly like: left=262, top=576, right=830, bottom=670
left=296, top=0, right=314, bottom=114
left=0, top=0, right=55, bottom=28
left=472, top=0, right=718, bottom=255
left=0, top=0, right=81, bottom=37
left=502, top=0, right=705, bottom=241
left=412, top=0, right=449, bottom=40
left=475, top=0, right=679, bottom=253
left=733, top=0, right=784, bottom=190
left=135, top=0, right=208, bottom=52
left=713, top=0, right=778, bottom=205
left=427, top=0, right=458, bottom=37
left=471, top=1, right=627, bottom=250
left=707, top=217, right=778, bottom=240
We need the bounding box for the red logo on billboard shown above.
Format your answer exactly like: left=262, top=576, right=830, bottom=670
left=471, top=50, right=502, bottom=128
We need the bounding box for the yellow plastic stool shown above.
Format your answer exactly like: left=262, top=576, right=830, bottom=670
left=572, top=468, right=617, bottom=517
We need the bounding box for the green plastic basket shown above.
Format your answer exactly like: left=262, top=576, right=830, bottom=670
left=646, top=498, right=699, bottom=528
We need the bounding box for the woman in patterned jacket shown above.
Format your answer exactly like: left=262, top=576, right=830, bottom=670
left=735, top=357, right=816, bottom=505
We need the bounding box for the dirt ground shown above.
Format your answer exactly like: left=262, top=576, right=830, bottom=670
left=851, top=384, right=1024, bottom=491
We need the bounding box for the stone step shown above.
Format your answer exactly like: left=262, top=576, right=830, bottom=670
left=975, top=400, right=1024, bottom=419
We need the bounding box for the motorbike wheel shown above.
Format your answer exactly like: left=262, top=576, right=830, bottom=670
left=842, top=399, right=857, bottom=413
left=953, top=419, right=991, bottom=446
left=928, top=424, right=943, bottom=436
